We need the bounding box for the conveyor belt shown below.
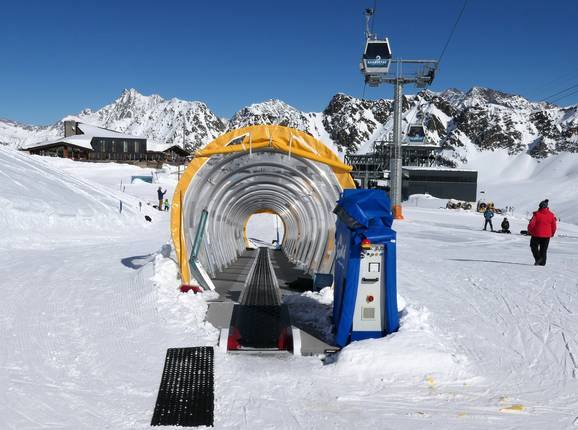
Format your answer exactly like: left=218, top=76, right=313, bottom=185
left=239, top=248, right=282, bottom=306
left=228, top=248, right=290, bottom=351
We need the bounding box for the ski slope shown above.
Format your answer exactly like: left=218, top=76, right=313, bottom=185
left=1, top=149, right=578, bottom=428
left=466, top=147, right=578, bottom=225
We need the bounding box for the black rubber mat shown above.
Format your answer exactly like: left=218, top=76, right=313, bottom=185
left=151, top=347, right=214, bottom=427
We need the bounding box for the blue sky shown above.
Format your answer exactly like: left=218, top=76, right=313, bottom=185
left=2, top=0, right=577, bottom=124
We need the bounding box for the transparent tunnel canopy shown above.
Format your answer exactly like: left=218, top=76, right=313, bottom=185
left=181, top=148, right=347, bottom=278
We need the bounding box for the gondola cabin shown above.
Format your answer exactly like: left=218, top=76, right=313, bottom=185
left=407, top=124, right=426, bottom=143
left=360, top=38, right=392, bottom=84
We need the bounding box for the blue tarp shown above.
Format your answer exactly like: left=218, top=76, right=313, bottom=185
left=333, top=189, right=399, bottom=347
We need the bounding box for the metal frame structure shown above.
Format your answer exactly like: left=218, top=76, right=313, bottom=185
left=359, top=9, right=438, bottom=219
left=171, top=125, right=355, bottom=285
left=345, top=140, right=440, bottom=184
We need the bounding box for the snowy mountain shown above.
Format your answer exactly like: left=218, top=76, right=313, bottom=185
left=0, top=89, right=227, bottom=150
left=344, top=87, right=578, bottom=164
left=2, top=87, right=578, bottom=163
left=76, top=89, right=227, bottom=149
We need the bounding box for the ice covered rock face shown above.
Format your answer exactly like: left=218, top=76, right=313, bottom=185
left=72, top=89, right=228, bottom=151
left=1, top=87, right=577, bottom=160
left=318, top=87, right=578, bottom=161
left=322, top=93, right=394, bottom=152
left=228, top=99, right=315, bottom=133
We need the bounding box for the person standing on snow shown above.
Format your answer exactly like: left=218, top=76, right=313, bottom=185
left=164, top=198, right=170, bottom=212
left=527, top=199, right=557, bottom=266
left=157, top=187, right=167, bottom=211
left=483, top=207, right=494, bottom=231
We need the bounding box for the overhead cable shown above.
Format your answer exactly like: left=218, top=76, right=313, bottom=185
left=540, top=82, right=578, bottom=102
left=549, top=87, right=578, bottom=104
left=438, top=0, right=469, bottom=64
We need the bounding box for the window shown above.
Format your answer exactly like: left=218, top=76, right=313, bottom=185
left=123, top=141, right=128, bottom=153
left=111, top=140, right=116, bottom=152
left=100, top=139, right=106, bottom=152
left=134, top=141, right=140, bottom=152
left=364, top=40, right=391, bottom=59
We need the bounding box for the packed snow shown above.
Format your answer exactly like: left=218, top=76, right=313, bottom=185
left=1, top=146, right=578, bottom=428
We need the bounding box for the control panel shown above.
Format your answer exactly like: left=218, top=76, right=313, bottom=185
left=352, top=244, right=384, bottom=333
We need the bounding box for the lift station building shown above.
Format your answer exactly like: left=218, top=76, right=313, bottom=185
left=345, top=137, right=478, bottom=202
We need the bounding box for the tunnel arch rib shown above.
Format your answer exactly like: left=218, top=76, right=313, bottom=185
left=171, top=125, right=355, bottom=285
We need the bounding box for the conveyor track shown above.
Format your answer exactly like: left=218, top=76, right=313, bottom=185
left=228, top=248, right=290, bottom=351
left=239, top=248, right=282, bottom=306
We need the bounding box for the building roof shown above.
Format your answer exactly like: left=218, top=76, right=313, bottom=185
left=24, top=122, right=189, bottom=155
left=147, top=142, right=190, bottom=155
left=23, top=134, right=94, bottom=151
left=23, top=122, right=145, bottom=151
left=76, top=123, right=146, bottom=140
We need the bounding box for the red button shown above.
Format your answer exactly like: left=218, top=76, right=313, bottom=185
left=367, top=295, right=374, bottom=303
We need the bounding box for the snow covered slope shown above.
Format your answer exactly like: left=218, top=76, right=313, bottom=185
left=0, top=148, right=152, bottom=248
left=1, top=153, right=578, bottom=428
left=462, top=146, right=578, bottom=224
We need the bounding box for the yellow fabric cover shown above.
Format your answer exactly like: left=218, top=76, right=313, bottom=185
left=171, top=125, right=355, bottom=285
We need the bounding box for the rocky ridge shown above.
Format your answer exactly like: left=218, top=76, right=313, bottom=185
left=2, top=87, right=577, bottom=164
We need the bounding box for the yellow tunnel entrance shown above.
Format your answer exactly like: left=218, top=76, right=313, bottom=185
left=170, top=125, right=355, bottom=285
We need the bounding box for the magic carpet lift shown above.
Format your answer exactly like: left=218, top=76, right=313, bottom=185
left=333, top=189, right=399, bottom=347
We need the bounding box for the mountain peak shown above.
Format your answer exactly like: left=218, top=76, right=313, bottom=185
left=2, top=87, right=577, bottom=159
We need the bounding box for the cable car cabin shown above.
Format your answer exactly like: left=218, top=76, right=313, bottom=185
left=407, top=125, right=426, bottom=143
left=360, top=38, right=392, bottom=80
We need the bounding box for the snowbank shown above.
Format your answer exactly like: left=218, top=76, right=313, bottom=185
left=406, top=193, right=448, bottom=209
left=333, top=305, right=473, bottom=385
left=152, top=252, right=219, bottom=340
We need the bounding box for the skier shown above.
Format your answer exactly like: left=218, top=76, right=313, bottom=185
left=483, top=207, right=494, bottom=231
left=501, top=217, right=511, bottom=234
left=157, top=187, right=167, bottom=211
left=527, top=199, right=557, bottom=266
left=164, top=198, right=170, bottom=211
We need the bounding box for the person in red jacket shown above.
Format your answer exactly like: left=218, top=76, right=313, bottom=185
left=527, top=199, right=557, bottom=266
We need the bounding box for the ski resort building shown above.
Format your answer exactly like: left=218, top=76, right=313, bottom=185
left=22, top=120, right=190, bottom=165
left=345, top=138, right=478, bottom=201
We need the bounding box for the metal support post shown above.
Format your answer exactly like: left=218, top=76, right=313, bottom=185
left=390, top=79, right=404, bottom=219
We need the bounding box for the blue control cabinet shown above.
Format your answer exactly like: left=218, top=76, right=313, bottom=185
left=333, top=189, right=399, bottom=347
